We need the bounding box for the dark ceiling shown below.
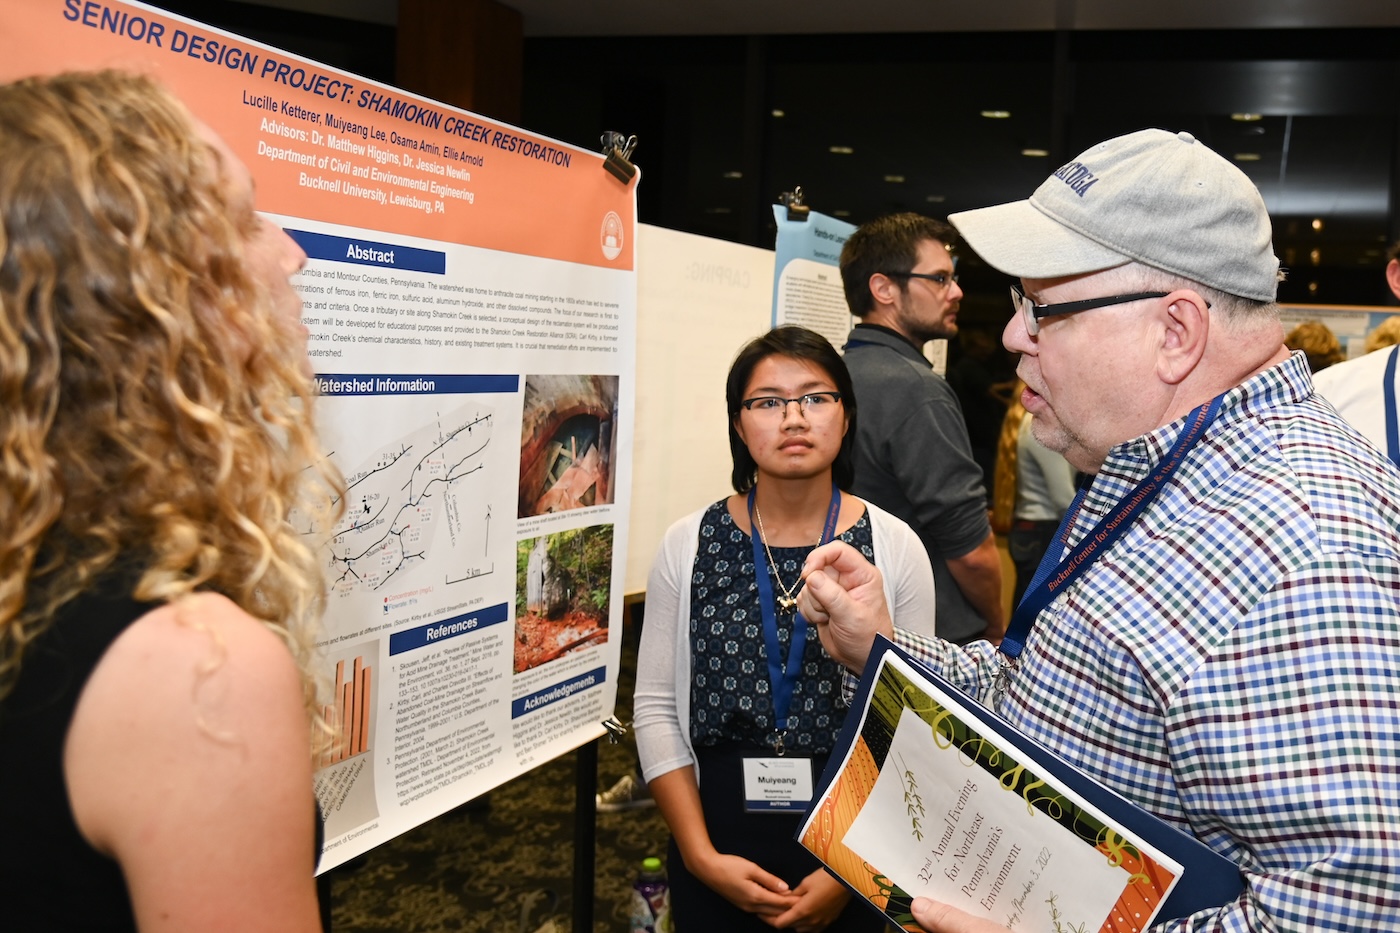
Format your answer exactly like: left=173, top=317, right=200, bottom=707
left=521, top=28, right=1400, bottom=318
left=150, top=1, right=1400, bottom=319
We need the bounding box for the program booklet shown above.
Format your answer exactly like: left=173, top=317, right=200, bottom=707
left=798, top=637, right=1242, bottom=932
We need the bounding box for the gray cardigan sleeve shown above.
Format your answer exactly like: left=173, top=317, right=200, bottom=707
left=634, top=510, right=702, bottom=784
left=868, top=501, right=939, bottom=638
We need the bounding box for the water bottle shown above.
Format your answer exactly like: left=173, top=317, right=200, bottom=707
left=628, top=856, right=670, bottom=933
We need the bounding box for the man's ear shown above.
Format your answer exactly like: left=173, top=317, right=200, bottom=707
left=1156, top=290, right=1209, bottom=385
left=868, top=272, right=901, bottom=309
left=1386, top=259, right=1400, bottom=303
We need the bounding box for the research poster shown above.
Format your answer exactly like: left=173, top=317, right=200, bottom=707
left=771, top=204, right=857, bottom=348
left=2, top=0, right=638, bottom=869
left=772, top=204, right=949, bottom=372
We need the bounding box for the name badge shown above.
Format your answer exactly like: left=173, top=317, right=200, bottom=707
left=742, top=756, right=813, bottom=813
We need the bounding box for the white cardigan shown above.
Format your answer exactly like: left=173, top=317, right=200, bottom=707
left=634, top=498, right=938, bottom=784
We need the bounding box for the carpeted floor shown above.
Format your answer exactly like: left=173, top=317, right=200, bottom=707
left=325, top=619, right=669, bottom=933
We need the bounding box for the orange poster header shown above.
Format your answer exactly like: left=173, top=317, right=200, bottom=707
left=0, top=0, right=636, bottom=271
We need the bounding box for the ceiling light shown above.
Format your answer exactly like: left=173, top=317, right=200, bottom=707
left=1231, top=113, right=1263, bottom=122
left=981, top=110, right=1011, bottom=119
left=1234, top=153, right=1262, bottom=162
left=832, top=209, right=852, bottom=217
left=884, top=174, right=905, bottom=183
left=722, top=171, right=743, bottom=179
left=1310, top=218, right=1324, bottom=231
left=1307, top=281, right=1320, bottom=294
left=1309, top=248, right=1321, bottom=266
left=1021, top=148, right=1049, bottom=158
left=829, top=145, right=854, bottom=155
left=771, top=109, right=785, bottom=118
left=926, top=195, right=946, bottom=203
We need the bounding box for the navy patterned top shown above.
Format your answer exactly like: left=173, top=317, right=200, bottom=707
left=689, top=499, right=875, bottom=755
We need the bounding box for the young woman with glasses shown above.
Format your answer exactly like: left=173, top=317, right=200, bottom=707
left=633, top=326, right=937, bottom=932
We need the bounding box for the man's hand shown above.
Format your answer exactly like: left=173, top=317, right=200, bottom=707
left=798, top=541, right=895, bottom=674
left=766, top=868, right=851, bottom=931
left=691, top=851, right=800, bottom=918
left=910, top=897, right=1012, bottom=933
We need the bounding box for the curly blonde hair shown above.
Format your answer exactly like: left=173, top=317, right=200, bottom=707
left=1284, top=320, right=1346, bottom=373
left=0, top=70, right=345, bottom=726
left=1365, top=315, right=1400, bottom=354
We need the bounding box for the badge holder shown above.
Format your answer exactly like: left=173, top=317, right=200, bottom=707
left=742, top=753, right=814, bottom=814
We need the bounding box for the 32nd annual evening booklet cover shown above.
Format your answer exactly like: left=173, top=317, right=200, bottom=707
left=797, top=637, right=1243, bottom=932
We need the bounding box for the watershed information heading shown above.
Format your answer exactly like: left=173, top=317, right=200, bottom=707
left=315, top=374, right=519, bottom=396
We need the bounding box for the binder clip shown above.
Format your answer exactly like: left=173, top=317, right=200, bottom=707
left=601, top=131, right=638, bottom=185
left=601, top=717, right=629, bottom=745
left=778, top=186, right=810, bottom=222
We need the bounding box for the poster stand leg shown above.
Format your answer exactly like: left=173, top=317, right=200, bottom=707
left=573, top=739, right=599, bottom=933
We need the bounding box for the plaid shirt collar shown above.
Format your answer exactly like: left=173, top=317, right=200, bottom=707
left=1080, top=351, right=1312, bottom=522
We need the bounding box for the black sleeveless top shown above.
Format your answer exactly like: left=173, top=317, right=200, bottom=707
left=0, top=577, right=148, bottom=930
left=0, top=578, right=332, bottom=931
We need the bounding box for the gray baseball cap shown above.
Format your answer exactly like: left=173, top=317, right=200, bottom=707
left=948, top=129, right=1281, bottom=302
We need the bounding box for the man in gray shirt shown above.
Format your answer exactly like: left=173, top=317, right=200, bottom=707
left=839, top=213, right=1005, bottom=643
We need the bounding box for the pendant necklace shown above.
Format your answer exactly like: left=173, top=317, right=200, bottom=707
left=748, top=483, right=841, bottom=757
left=752, top=503, right=802, bottom=613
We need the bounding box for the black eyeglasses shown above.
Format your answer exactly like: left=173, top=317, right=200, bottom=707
left=1010, top=282, right=1171, bottom=336
left=883, top=271, right=958, bottom=288
left=739, top=392, right=843, bottom=417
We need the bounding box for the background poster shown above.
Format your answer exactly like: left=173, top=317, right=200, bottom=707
left=1, top=0, right=637, bottom=869
left=627, top=224, right=776, bottom=594
left=771, top=204, right=947, bottom=371
left=771, top=204, right=857, bottom=347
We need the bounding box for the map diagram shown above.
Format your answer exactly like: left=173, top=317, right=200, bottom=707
left=327, top=402, right=495, bottom=597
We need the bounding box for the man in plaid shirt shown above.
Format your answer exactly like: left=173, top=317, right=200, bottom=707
left=800, top=129, right=1400, bottom=932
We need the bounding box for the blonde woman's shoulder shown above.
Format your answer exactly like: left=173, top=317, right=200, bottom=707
left=65, top=591, right=323, bottom=932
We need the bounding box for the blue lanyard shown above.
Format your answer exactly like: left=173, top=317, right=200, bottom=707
left=748, top=482, right=842, bottom=753
left=1383, top=347, right=1399, bottom=467
left=1001, top=394, right=1226, bottom=664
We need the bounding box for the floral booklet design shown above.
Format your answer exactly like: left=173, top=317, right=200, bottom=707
left=798, top=637, right=1242, bottom=933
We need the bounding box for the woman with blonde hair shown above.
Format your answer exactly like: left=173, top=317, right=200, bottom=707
left=0, top=71, right=343, bottom=931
